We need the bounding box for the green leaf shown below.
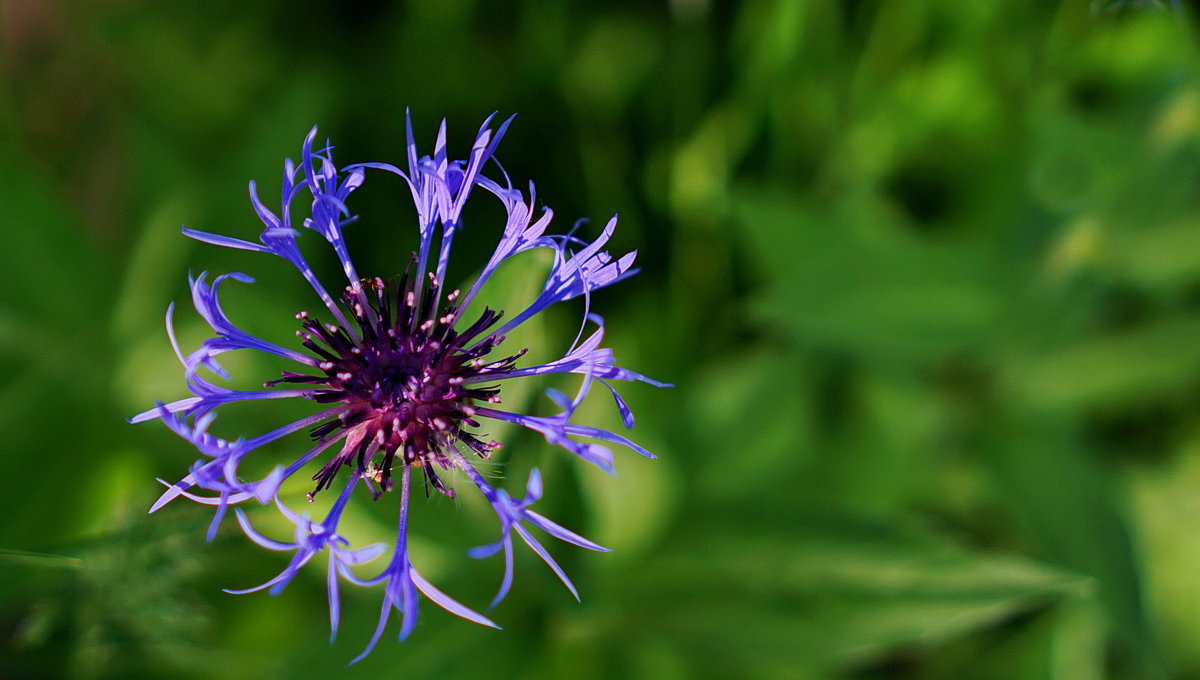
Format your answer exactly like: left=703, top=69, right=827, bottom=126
left=734, top=192, right=1002, bottom=368
left=613, top=512, right=1096, bottom=677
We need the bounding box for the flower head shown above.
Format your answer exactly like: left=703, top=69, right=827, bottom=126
left=132, top=113, right=667, bottom=660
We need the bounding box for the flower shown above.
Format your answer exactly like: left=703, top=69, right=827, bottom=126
left=131, top=113, right=668, bottom=660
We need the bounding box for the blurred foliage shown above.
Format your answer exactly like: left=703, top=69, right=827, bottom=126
left=3, top=0, right=1200, bottom=678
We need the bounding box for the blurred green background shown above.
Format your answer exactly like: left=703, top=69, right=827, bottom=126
left=4, top=1, right=1200, bottom=678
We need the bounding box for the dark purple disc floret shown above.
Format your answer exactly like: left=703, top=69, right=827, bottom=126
left=131, top=113, right=668, bottom=661
left=281, top=270, right=521, bottom=497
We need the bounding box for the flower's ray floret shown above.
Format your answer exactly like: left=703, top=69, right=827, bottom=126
left=457, top=458, right=608, bottom=609
left=133, top=114, right=666, bottom=661
left=342, top=466, right=500, bottom=663
left=227, top=472, right=386, bottom=641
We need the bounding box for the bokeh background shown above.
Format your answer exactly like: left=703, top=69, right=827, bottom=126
left=4, top=1, right=1200, bottom=678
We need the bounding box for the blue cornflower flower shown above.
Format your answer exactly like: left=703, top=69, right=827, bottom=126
left=131, top=113, right=667, bottom=660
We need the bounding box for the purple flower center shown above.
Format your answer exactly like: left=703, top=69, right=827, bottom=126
left=268, top=260, right=526, bottom=498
